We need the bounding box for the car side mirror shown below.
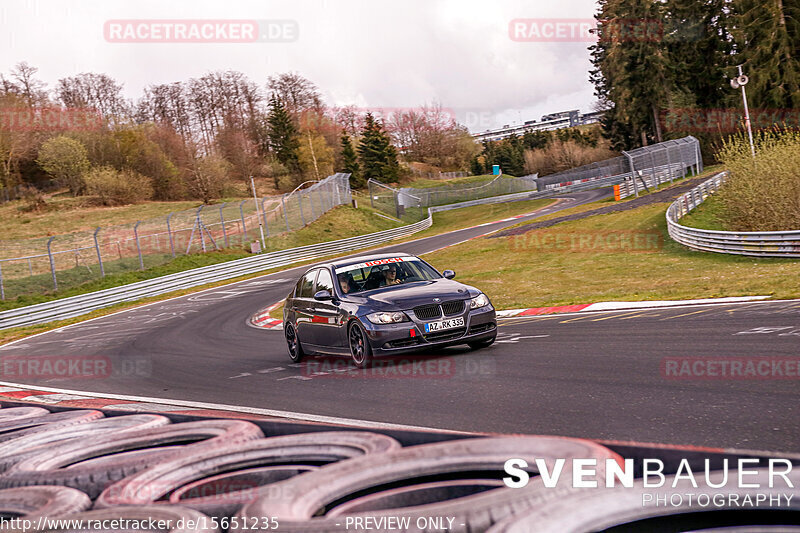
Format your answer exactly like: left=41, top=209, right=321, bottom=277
left=313, top=290, right=333, bottom=301
left=442, top=270, right=456, bottom=279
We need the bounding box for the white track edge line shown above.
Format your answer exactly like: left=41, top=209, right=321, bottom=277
left=0, top=379, right=473, bottom=435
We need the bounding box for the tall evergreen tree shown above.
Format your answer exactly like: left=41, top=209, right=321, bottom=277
left=611, top=0, right=670, bottom=145
left=357, top=113, right=400, bottom=183
left=664, top=0, right=735, bottom=110
left=589, top=0, right=638, bottom=150
left=339, top=133, right=363, bottom=188
left=266, top=94, right=301, bottom=181
left=732, top=0, right=800, bottom=109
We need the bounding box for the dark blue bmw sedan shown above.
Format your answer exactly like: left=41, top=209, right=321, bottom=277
left=282, top=253, right=497, bottom=367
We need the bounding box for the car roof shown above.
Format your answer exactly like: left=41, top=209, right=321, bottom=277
left=294, top=253, right=415, bottom=272
left=300, top=253, right=417, bottom=274
left=331, top=253, right=417, bottom=269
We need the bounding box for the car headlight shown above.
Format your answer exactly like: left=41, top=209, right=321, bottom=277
left=470, top=293, right=491, bottom=309
left=366, top=311, right=408, bottom=324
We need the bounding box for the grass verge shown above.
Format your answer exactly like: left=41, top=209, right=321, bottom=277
left=678, top=194, right=728, bottom=231
left=265, top=197, right=558, bottom=319
left=0, top=205, right=402, bottom=311
left=421, top=197, right=799, bottom=309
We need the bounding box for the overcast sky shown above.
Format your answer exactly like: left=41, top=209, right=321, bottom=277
left=1, top=0, right=600, bottom=132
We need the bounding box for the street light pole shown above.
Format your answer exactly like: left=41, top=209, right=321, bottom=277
left=251, top=176, right=266, bottom=250
left=731, top=65, right=756, bottom=159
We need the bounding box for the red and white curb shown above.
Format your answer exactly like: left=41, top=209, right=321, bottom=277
left=251, top=295, right=772, bottom=325
left=249, top=301, right=284, bottom=330
left=0, top=385, right=205, bottom=414
left=495, top=295, right=772, bottom=318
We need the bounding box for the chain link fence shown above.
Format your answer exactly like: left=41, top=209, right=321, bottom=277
left=367, top=174, right=540, bottom=221
left=0, top=173, right=351, bottom=301
left=536, top=136, right=702, bottom=197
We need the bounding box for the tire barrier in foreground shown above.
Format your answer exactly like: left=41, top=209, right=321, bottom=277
left=0, top=403, right=796, bottom=532
left=232, top=436, right=623, bottom=532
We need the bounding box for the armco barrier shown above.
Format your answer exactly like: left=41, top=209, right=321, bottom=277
left=0, top=217, right=432, bottom=330
left=667, top=171, right=800, bottom=257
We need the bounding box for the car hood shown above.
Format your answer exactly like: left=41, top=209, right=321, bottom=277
left=360, top=279, right=475, bottom=310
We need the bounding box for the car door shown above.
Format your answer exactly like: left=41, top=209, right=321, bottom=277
left=294, top=269, right=318, bottom=346
left=307, top=267, right=343, bottom=349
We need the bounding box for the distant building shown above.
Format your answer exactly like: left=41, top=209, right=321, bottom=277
left=472, top=109, right=602, bottom=143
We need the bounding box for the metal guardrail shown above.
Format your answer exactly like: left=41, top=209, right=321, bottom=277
left=615, top=162, right=690, bottom=199
left=0, top=217, right=433, bottom=330
left=666, top=171, right=800, bottom=258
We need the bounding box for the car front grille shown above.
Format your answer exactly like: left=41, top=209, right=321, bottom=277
left=413, top=300, right=466, bottom=319
left=441, top=300, right=465, bottom=316
left=413, top=304, right=441, bottom=320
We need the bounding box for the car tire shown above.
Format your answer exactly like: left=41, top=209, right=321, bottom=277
left=231, top=435, right=622, bottom=532
left=285, top=322, right=305, bottom=363
left=0, top=486, right=91, bottom=521
left=95, top=432, right=400, bottom=517
left=0, top=420, right=263, bottom=499
left=468, top=334, right=496, bottom=350
left=348, top=320, right=373, bottom=369
left=0, top=414, right=171, bottom=474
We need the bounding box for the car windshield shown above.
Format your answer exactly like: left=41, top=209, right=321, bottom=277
left=334, top=257, right=441, bottom=294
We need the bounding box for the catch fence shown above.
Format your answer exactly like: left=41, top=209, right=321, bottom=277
left=0, top=173, right=351, bottom=300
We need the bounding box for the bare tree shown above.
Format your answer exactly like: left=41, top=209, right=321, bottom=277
left=3, top=62, right=48, bottom=105
left=267, top=72, right=323, bottom=118
left=55, top=72, right=130, bottom=123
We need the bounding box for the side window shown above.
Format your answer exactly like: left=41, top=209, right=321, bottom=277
left=298, top=270, right=317, bottom=298
left=315, top=268, right=334, bottom=294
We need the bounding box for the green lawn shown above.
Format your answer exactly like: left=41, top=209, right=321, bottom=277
left=403, top=173, right=519, bottom=189
left=1, top=195, right=215, bottom=241
left=678, top=194, right=728, bottom=231
left=0, top=205, right=402, bottom=311
left=421, top=199, right=800, bottom=310
left=413, top=198, right=555, bottom=238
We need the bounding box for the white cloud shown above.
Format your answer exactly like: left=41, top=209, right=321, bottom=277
left=0, top=0, right=599, bottom=131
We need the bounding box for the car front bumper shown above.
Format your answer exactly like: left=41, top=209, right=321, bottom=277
left=361, top=306, right=497, bottom=356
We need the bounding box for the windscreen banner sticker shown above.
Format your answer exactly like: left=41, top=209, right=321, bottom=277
left=336, top=257, right=409, bottom=273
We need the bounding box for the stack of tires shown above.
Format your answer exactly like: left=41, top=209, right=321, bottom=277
left=0, top=405, right=797, bottom=532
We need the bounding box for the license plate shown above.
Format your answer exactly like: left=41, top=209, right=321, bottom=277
left=424, top=317, right=465, bottom=333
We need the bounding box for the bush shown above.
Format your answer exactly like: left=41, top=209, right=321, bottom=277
left=185, top=155, right=230, bottom=203
left=84, top=166, right=153, bottom=205
left=523, top=139, right=615, bottom=176
left=17, top=184, right=47, bottom=212
left=36, top=136, right=90, bottom=195
left=716, top=130, right=800, bottom=231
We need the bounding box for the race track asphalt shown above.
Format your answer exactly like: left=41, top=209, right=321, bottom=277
left=1, top=187, right=798, bottom=452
